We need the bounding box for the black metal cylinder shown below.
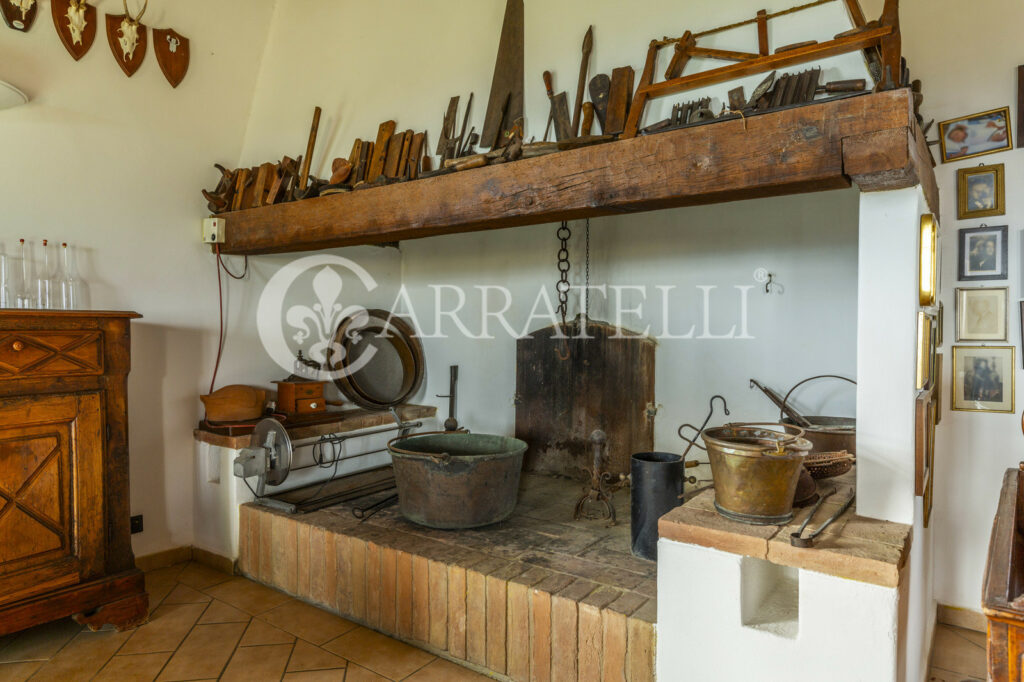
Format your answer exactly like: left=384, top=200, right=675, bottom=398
left=630, top=451, right=685, bottom=560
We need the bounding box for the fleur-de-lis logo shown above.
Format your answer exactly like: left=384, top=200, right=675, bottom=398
left=257, top=255, right=379, bottom=381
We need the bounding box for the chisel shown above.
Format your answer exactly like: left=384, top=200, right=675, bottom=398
left=571, top=26, right=593, bottom=137
left=543, top=70, right=555, bottom=142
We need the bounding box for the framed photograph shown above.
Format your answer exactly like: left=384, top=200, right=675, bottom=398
left=919, top=214, right=937, bottom=306
left=935, top=353, right=943, bottom=424
left=916, top=312, right=935, bottom=390
left=957, top=164, right=1005, bottom=219
left=958, top=225, right=1008, bottom=281
left=951, top=345, right=1015, bottom=413
left=939, top=107, right=1012, bottom=163
left=937, top=301, right=944, bottom=347
left=956, top=287, right=1008, bottom=341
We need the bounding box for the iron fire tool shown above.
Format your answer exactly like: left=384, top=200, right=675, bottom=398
left=573, top=429, right=628, bottom=525
left=676, top=395, right=730, bottom=484
left=435, top=365, right=460, bottom=431
left=790, top=490, right=856, bottom=548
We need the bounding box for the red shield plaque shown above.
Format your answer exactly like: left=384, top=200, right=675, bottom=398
left=1, top=0, right=38, bottom=32
left=105, top=12, right=146, bottom=77
left=52, top=0, right=96, bottom=61
left=153, top=28, right=189, bottom=88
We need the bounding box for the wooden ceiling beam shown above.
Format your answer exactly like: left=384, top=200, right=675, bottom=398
left=216, top=90, right=935, bottom=256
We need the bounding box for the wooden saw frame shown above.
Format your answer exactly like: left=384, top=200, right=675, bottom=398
left=622, top=0, right=900, bottom=138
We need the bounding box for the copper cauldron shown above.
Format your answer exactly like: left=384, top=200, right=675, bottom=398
left=702, top=423, right=813, bottom=525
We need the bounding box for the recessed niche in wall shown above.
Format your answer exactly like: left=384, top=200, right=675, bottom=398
left=740, top=556, right=799, bottom=639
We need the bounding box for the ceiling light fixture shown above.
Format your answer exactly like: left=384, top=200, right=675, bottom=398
left=0, top=80, right=28, bottom=110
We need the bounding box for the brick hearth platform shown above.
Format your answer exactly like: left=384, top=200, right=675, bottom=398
left=238, top=472, right=656, bottom=681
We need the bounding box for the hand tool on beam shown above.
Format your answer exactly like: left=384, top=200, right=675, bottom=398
left=604, top=66, right=634, bottom=136
left=588, top=74, right=610, bottom=132
left=481, top=0, right=524, bottom=150
left=367, top=120, right=396, bottom=183
left=296, top=106, right=321, bottom=196
left=436, top=96, right=460, bottom=156
left=580, top=102, right=595, bottom=136
left=543, top=70, right=555, bottom=142
left=571, top=26, right=593, bottom=137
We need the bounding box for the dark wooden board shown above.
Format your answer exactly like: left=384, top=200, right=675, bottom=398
left=604, top=66, right=634, bottom=136
left=515, top=320, right=654, bottom=476
left=480, top=0, right=523, bottom=149
left=215, top=90, right=933, bottom=255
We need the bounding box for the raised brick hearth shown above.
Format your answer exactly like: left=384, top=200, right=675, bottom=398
left=238, top=472, right=657, bottom=681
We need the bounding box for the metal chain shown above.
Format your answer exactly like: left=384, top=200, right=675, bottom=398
left=584, top=219, right=590, bottom=320
left=556, top=221, right=571, bottom=327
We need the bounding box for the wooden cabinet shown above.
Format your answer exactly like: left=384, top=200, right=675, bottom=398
left=984, top=463, right=1024, bottom=681
left=0, top=312, right=147, bottom=635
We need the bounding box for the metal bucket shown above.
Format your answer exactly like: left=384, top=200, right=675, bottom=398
left=388, top=432, right=527, bottom=529
left=630, top=452, right=685, bottom=561
left=701, top=423, right=812, bottom=525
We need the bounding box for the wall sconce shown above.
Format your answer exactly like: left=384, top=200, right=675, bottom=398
left=0, top=80, right=28, bottom=110
left=919, top=214, right=937, bottom=307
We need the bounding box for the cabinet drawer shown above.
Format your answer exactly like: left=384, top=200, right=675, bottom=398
left=0, top=331, right=104, bottom=380
left=292, top=383, right=324, bottom=399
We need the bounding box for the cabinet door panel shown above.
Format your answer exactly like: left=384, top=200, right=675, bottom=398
left=0, top=393, right=104, bottom=606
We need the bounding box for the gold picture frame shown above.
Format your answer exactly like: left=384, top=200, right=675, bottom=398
left=916, top=312, right=935, bottom=390
left=951, top=345, right=1015, bottom=413
left=939, top=107, right=1013, bottom=163
left=957, top=164, right=1005, bottom=220
left=919, top=214, right=937, bottom=307
left=956, top=286, right=1008, bottom=342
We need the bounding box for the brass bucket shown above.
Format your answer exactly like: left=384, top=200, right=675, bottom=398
left=701, top=423, right=812, bottom=525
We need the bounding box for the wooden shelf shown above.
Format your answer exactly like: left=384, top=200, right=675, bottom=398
left=193, top=404, right=437, bottom=449
left=217, top=89, right=937, bottom=256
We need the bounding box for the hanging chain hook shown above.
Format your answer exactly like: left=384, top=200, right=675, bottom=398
left=677, top=394, right=731, bottom=458
left=554, top=221, right=572, bottom=361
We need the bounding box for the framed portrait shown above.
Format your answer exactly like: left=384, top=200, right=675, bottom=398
left=957, top=164, right=1005, bottom=219
left=934, top=353, right=943, bottom=424
left=937, top=301, right=944, bottom=347
left=919, top=214, right=937, bottom=306
left=914, top=386, right=935, bottom=496
left=951, top=345, right=1015, bottom=413
left=955, top=287, right=1008, bottom=341
left=939, top=107, right=1012, bottom=163
left=958, top=225, right=1008, bottom=281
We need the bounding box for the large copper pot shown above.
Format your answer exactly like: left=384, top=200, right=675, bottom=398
left=702, top=423, right=812, bottom=525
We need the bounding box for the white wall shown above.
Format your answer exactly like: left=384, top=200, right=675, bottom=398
left=0, top=1, right=278, bottom=556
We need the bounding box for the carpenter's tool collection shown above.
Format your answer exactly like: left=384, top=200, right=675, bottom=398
left=203, top=0, right=914, bottom=215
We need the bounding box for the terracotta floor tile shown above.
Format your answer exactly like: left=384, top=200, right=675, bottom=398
left=145, top=564, right=190, bottom=609
left=204, top=577, right=293, bottom=615
left=155, top=622, right=247, bottom=681
left=119, top=602, right=206, bottom=655
left=162, top=583, right=212, bottom=605
left=931, top=625, right=987, bottom=679
left=405, top=657, right=492, bottom=681
left=177, top=562, right=233, bottom=591
left=287, top=639, right=348, bottom=672
left=29, top=629, right=133, bottom=682
left=0, top=661, right=41, bottom=682
left=323, top=626, right=435, bottom=680
left=220, top=642, right=293, bottom=682
left=260, top=599, right=358, bottom=645
left=240, top=619, right=296, bottom=646
left=198, top=599, right=251, bottom=624
left=283, top=670, right=347, bottom=681
left=94, top=652, right=171, bottom=681
left=0, top=618, right=82, bottom=662
left=342, top=663, right=390, bottom=681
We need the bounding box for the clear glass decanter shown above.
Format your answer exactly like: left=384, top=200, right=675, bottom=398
left=0, top=254, right=13, bottom=308
left=35, top=239, right=57, bottom=309
left=15, top=239, right=35, bottom=309
left=58, top=243, right=87, bottom=310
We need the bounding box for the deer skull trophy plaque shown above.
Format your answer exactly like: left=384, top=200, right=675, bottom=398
left=52, top=0, right=97, bottom=61
left=153, top=28, right=189, bottom=88
left=106, top=0, right=147, bottom=77
left=1, top=0, right=38, bottom=32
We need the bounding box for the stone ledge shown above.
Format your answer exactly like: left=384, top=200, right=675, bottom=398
left=659, top=471, right=911, bottom=589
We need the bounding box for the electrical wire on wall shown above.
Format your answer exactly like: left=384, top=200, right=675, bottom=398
left=209, top=245, right=248, bottom=394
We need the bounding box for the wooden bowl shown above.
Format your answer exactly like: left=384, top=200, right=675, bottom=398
left=200, top=385, right=267, bottom=422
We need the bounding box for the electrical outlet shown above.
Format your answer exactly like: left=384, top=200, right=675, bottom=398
left=130, top=515, right=144, bottom=534
left=202, top=217, right=225, bottom=244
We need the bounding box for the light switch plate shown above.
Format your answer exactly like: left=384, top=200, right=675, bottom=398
left=202, top=217, right=225, bottom=244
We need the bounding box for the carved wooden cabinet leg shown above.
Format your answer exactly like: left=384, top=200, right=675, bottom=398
left=73, top=593, right=149, bottom=632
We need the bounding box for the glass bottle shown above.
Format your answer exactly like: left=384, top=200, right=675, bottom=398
left=0, top=254, right=12, bottom=308
left=58, top=243, right=86, bottom=310
left=35, top=239, right=56, bottom=309
left=15, top=239, right=34, bottom=309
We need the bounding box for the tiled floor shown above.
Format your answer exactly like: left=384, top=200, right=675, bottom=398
left=0, top=561, right=490, bottom=682
left=928, top=623, right=987, bottom=682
